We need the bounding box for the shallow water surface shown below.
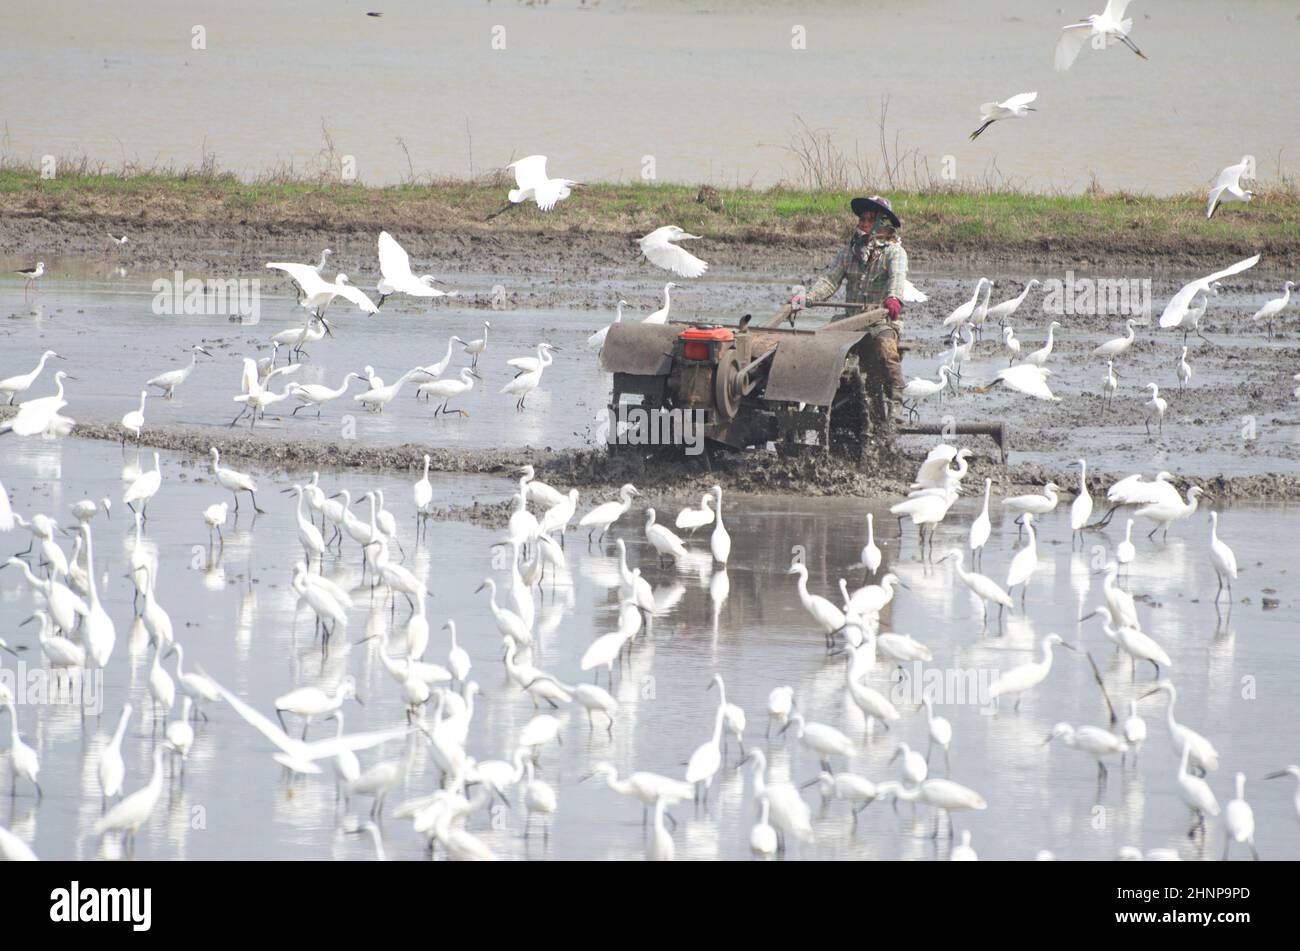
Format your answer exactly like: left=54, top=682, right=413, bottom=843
left=1, top=437, right=1298, bottom=860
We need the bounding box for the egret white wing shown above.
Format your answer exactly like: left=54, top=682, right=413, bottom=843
left=510, top=155, right=549, bottom=191
left=378, top=231, right=417, bottom=287
left=334, top=282, right=379, bottom=315
left=267, top=262, right=328, bottom=296
left=1055, top=23, right=1091, bottom=72
left=1002, top=91, right=1038, bottom=111
left=642, top=240, right=707, bottom=278
left=1159, top=254, right=1259, bottom=326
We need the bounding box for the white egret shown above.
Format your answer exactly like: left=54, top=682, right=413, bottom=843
left=781, top=712, right=854, bottom=774
left=498, top=155, right=578, bottom=214
left=900, top=367, right=955, bottom=420
left=1069, top=460, right=1093, bottom=545
left=674, top=492, right=714, bottom=534
left=943, top=278, right=991, bottom=331
left=1044, top=723, right=1129, bottom=780
left=1158, top=254, right=1259, bottom=330
left=1005, top=482, right=1060, bottom=520
left=1135, top=484, right=1203, bottom=541
left=1143, top=382, right=1167, bottom=438
left=710, top=486, right=731, bottom=564
left=643, top=282, right=677, bottom=324
left=1102, top=361, right=1119, bottom=412
left=584, top=762, right=693, bottom=825
left=968, top=479, right=992, bottom=568
left=93, top=747, right=164, bottom=851
left=287, top=372, right=361, bottom=417
left=418, top=368, right=480, bottom=417
left=98, top=703, right=133, bottom=801
left=742, top=749, right=813, bottom=850
left=1208, top=512, right=1237, bottom=600
left=1020, top=321, right=1061, bottom=368
left=1141, top=681, right=1219, bottom=775
left=587, top=302, right=625, bottom=352
left=951, top=830, right=978, bottom=861
left=146, top=345, right=212, bottom=399
left=1122, top=700, right=1146, bottom=765
left=686, top=705, right=725, bottom=804
left=1084, top=605, right=1171, bottom=679
left=1205, top=157, right=1254, bottom=219
left=79, top=524, right=115, bottom=669
left=461, top=321, right=490, bottom=367
left=751, top=800, right=778, bottom=859
left=355, top=368, right=425, bottom=413
left=975, top=363, right=1060, bottom=401
left=1005, top=512, right=1039, bottom=606
left=644, top=507, right=688, bottom=566
left=766, top=686, right=795, bottom=739
left=0, top=350, right=61, bottom=405
left=267, top=262, right=378, bottom=317
left=202, top=502, right=228, bottom=547
left=1251, top=281, right=1294, bottom=338
left=1116, top=519, right=1136, bottom=571
left=988, top=633, right=1074, bottom=712
left=275, top=675, right=360, bottom=741
left=0, top=369, right=73, bottom=436
left=0, top=700, right=40, bottom=798
left=1093, top=320, right=1137, bottom=360
left=1175, top=347, right=1192, bottom=392
left=860, top=511, right=882, bottom=579
left=1176, top=741, right=1220, bottom=836
left=891, top=741, right=929, bottom=786
left=375, top=231, right=457, bottom=303
left=986, top=280, right=1040, bottom=328
left=923, top=697, right=953, bottom=768
left=171, top=644, right=221, bottom=720
left=122, top=452, right=162, bottom=520
left=209, top=447, right=265, bottom=514
left=638, top=225, right=708, bottom=278
left=969, top=92, right=1037, bottom=140
left=942, top=549, right=1013, bottom=623
left=1224, top=773, right=1257, bottom=861
left=1054, top=0, right=1148, bottom=72
left=1002, top=325, right=1021, bottom=364
left=788, top=563, right=846, bottom=646
left=876, top=778, right=987, bottom=838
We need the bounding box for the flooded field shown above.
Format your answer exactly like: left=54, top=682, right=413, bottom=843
left=3, top=262, right=1299, bottom=483
left=2, top=434, right=1298, bottom=861
left=2, top=1, right=1296, bottom=193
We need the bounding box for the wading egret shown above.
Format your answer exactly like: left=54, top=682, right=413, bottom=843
left=900, top=367, right=955, bottom=420
left=1135, top=485, right=1203, bottom=541
left=1093, top=320, right=1137, bottom=360
left=644, top=508, right=688, bottom=566
left=1020, top=321, right=1061, bottom=368
left=1176, top=740, right=1220, bottom=836
left=644, top=282, right=677, bottom=324
left=942, top=549, right=1013, bottom=623
left=0, top=370, right=73, bottom=436
left=1176, top=347, right=1192, bottom=392
left=98, top=703, right=133, bottom=801
left=1224, top=773, right=1258, bottom=860
left=1, top=699, right=41, bottom=798
left=0, top=350, right=61, bottom=405
left=275, top=675, right=360, bottom=740
left=147, top=345, right=212, bottom=399
left=1141, top=681, right=1219, bottom=774
left=579, top=483, right=638, bottom=543
left=462, top=322, right=490, bottom=367
left=781, top=712, right=854, bottom=774
left=943, top=278, right=991, bottom=331
left=986, top=280, right=1040, bottom=328
left=1044, top=722, right=1128, bottom=781
left=1005, top=513, right=1039, bottom=606
left=93, top=747, right=164, bottom=851
left=1103, top=361, right=1119, bottom=412
left=710, top=486, right=731, bottom=564
left=1208, top=512, right=1237, bottom=600
left=209, top=447, right=265, bottom=514
left=988, top=633, right=1074, bottom=712
left=1143, top=383, right=1167, bottom=438
left=788, top=563, right=846, bottom=646
left=287, top=372, right=361, bottom=417
left=1122, top=700, right=1146, bottom=765
left=587, top=303, right=624, bottom=352
left=742, top=749, right=813, bottom=851
left=418, top=368, right=480, bottom=417
left=1251, top=281, right=1294, bottom=338
left=1083, top=605, right=1171, bottom=679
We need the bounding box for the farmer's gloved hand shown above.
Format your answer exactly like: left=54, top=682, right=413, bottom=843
left=884, top=296, right=902, bottom=321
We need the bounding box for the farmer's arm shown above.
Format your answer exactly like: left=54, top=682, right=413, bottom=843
left=881, top=242, right=908, bottom=320
left=805, top=245, right=850, bottom=304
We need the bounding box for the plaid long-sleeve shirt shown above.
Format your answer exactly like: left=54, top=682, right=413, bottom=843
left=807, top=231, right=908, bottom=310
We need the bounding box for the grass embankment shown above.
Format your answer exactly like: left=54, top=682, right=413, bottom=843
left=1, top=166, right=1296, bottom=263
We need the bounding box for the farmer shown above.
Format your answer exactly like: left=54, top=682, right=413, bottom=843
left=794, top=195, right=909, bottom=417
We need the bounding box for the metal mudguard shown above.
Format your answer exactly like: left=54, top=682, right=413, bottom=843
left=599, top=323, right=681, bottom=376
left=757, top=329, right=868, bottom=406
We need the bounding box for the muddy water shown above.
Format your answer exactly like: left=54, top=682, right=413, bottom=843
left=1, top=436, right=1298, bottom=860
left=3, top=265, right=1299, bottom=483
left=2, top=1, right=1297, bottom=194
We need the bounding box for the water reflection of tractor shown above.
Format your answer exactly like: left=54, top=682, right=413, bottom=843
left=599, top=304, right=1007, bottom=464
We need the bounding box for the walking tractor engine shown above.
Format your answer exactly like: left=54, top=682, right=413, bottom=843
left=601, top=311, right=892, bottom=461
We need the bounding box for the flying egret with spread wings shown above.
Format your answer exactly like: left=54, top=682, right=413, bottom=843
left=1054, top=1, right=1147, bottom=72
left=267, top=262, right=378, bottom=318
left=376, top=231, right=458, bottom=305
left=1206, top=158, right=1254, bottom=219
left=487, top=155, right=579, bottom=219
left=638, top=226, right=708, bottom=278
left=1158, top=254, right=1260, bottom=329
left=969, top=92, right=1037, bottom=141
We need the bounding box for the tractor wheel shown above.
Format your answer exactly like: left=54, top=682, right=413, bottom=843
left=829, top=364, right=872, bottom=465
